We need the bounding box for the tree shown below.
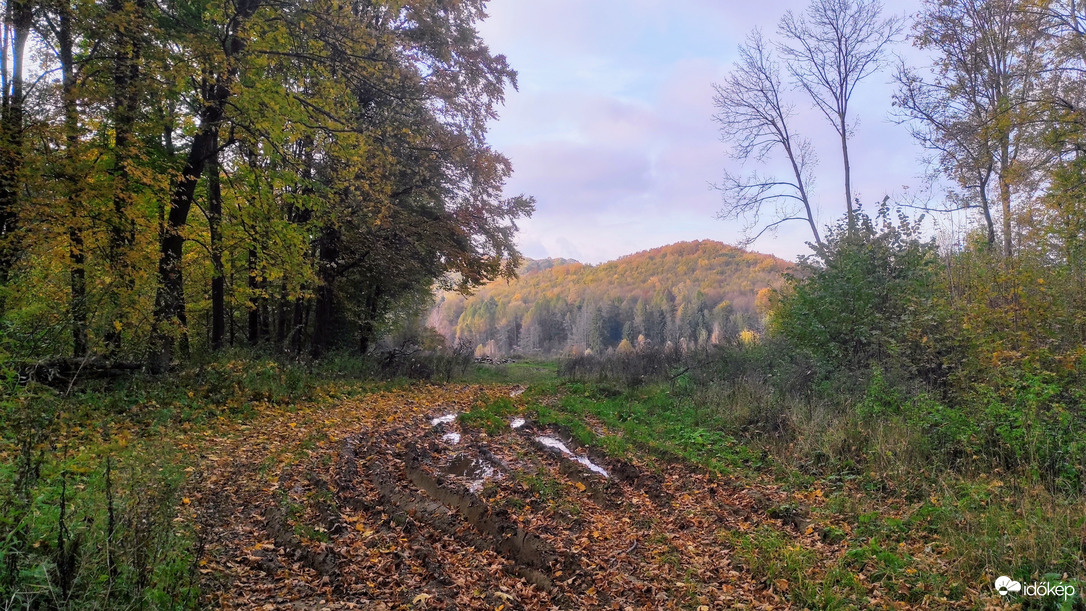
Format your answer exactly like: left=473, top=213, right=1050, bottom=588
left=779, top=0, right=902, bottom=231
left=0, top=0, right=531, bottom=364
left=713, top=30, right=822, bottom=246
left=0, top=0, right=34, bottom=283
left=894, top=0, right=1045, bottom=257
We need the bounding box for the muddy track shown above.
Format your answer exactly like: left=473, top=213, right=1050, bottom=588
left=190, top=384, right=807, bottom=609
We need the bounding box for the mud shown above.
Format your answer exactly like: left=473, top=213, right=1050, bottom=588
left=336, top=434, right=589, bottom=595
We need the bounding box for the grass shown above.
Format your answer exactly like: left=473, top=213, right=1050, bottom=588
left=526, top=381, right=768, bottom=474
left=4, top=348, right=1084, bottom=610
left=457, top=359, right=560, bottom=385
left=0, top=353, right=402, bottom=610
left=504, top=367, right=1086, bottom=610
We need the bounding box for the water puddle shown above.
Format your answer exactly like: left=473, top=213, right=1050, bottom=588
left=430, top=413, right=457, bottom=426
left=510, top=417, right=526, bottom=429
left=535, top=436, right=609, bottom=478
left=445, top=455, right=501, bottom=492
left=442, top=432, right=461, bottom=444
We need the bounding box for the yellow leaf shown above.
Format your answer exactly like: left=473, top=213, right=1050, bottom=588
left=182, top=497, right=191, bottom=505
left=574, top=481, right=586, bottom=492
left=412, top=593, right=431, bottom=604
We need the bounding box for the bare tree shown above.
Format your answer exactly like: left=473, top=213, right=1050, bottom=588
left=894, top=0, right=1045, bottom=257
left=779, top=0, right=902, bottom=231
left=713, top=30, right=822, bottom=247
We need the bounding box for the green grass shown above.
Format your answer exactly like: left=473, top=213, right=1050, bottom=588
left=526, top=381, right=767, bottom=474
left=457, top=359, right=559, bottom=385
left=514, top=374, right=1086, bottom=610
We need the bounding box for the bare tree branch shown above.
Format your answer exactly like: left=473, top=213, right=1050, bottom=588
left=713, top=29, right=823, bottom=247
left=778, top=0, right=903, bottom=229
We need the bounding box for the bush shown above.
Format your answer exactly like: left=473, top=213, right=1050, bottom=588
left=771, top=202, right=958, bottom=385
left=558, top=343, right=687, bottom=388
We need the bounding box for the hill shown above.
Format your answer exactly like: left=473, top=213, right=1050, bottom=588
left=428, top=240, right=790, bottom=355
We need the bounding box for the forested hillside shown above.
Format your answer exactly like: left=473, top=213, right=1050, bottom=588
left=428, top=241, right=789, bottom=355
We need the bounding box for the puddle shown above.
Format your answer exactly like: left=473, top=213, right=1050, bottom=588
left=430, top=413, right=457, bottom=426
left=535, top=436, right=609, bottom=478
left=442, top=432, right=461, bottom=444
left=510, top=417, right=526, bottom=429
left=445, top=455, right=501, bottom=492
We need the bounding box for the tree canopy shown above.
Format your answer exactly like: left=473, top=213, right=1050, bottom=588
left=0, top=0, right=532, bottom=363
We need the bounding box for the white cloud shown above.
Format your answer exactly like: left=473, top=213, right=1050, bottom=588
left=481, top=0, right=927, bottom=264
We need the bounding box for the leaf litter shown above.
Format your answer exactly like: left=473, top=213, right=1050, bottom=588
left=179, top=383, right=975, bottom=609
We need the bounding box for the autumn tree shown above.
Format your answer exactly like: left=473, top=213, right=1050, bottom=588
left=894, top=0, right=1046, bottom=257
left=0, top=0, right=34, bottom=284
left=0, top=0, right=532, bottom=365
left=772, top=202, right=953, bottom=380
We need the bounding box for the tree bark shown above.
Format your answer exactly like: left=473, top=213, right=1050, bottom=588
left=153, top=122, right=219, bottom=365
left=57, top=1, right=87, bottom=357
left=840, top=115, right=855, bottom=233
left=999, top=147, right=1013, bottom=258
left=208, top=146, right=225, bottom=350
left=152, top=0, right=263, bottom=366
left=311, top=227, right=339, bottom=358
left=247, top=246, right=259, bottom=346
left=0, top=0, right=33, bottom=284
left=106, top=0, right=145, bottom=356
left=358, top=286, right=382, bottom=355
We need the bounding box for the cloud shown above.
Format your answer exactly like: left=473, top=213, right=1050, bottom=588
left=507, top=140, right=653, bottom=214
left=480, top=0, right=928, bottom=264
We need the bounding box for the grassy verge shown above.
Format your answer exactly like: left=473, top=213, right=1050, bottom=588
left=471, top=373, right=1086, bottom=610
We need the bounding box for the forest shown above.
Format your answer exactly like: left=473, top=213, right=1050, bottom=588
left=1, top=0, right=1086, bottom=609
left=428, top=241, right=788, bottom=357
left=0, top=0, right=532, bottom=367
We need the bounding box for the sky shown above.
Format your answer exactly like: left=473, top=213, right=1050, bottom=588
left=475, top=0, right=932, bottom=264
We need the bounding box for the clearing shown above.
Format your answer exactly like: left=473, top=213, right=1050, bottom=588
left=183, top=380, right=995, bottom=610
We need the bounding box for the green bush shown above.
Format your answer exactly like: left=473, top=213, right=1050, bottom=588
left=771, top=202, right=958, bottom=385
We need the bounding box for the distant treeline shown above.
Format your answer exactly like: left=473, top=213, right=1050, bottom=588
left=428, top=241, right=789, bottom=356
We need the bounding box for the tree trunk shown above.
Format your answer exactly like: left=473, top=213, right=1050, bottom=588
left=839, top=115, right=855, bottom=233
left=999, top=151, right=1013, bottom=258
left=276, top=283, right=287, bottom=347
left=247, top=247, right=259, bottom=346
left=106, top=0, right=145, bottom=356
left=58, top=2, right=87, bottom=357
left=0, top=0, right=33, bottom=284
left=291, top=295, right=306, bottom=355
left=358, top=286, right=383, bottom=355
left=978, top=170, right=997, bottom=249
left=311, top=227, right=339, bottom=358
left=782, top=139, right=821, bottom=246
left=153, top=123, right=218, bottom=365
left=208, top=148, right=225, bottom=350
left=152, top=0, right=263, bottom=366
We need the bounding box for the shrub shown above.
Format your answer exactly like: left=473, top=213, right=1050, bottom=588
left=771, top=201, right=958, bottom=385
